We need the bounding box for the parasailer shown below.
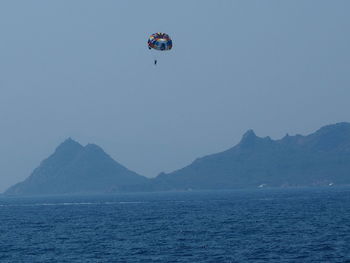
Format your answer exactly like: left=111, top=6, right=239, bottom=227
left=147, top=32, right=172, bottom=65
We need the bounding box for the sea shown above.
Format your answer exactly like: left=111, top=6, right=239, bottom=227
left=1, top=187, right=350, bottom=262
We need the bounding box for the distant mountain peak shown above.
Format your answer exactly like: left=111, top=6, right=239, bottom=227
left=242, top=129, right=256, bottom=139
left=60, top=137, right=81, bottom=146
left=6, top=121, right=350, bottom=195
left=55, top=137, right=83, bottom=153
left=5, top=138, right=147, bottom=195
left=238, top=129, right=259, bottom=147
left=64, top=137, right=77, bottom=143
left=153, top=121, right=350, bottom=191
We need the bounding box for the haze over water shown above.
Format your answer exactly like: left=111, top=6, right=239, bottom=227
left=1, top=1, right=350, bottom=191
left=1, top=2, right=350, bottom=261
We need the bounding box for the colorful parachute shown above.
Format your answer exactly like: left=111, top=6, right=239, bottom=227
left=148, top=32, right=173, bottom=51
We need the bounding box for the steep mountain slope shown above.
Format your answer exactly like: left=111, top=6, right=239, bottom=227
left=153, top=123, right=350, bottom=190
left=5, top=138, right=147, bottom=195
left=5, top=122, right=350, bottom=194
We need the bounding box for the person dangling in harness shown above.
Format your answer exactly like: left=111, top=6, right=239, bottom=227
left=147, top=32, right=173, bottom=66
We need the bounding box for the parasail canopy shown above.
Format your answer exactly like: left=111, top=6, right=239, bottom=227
left=148, top=32, right=173, bottom=51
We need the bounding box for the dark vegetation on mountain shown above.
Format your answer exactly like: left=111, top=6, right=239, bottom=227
left=4, top=122, right=350, bottom=195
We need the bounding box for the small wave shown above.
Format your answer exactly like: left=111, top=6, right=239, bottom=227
left=257, top=198, right=274, bottom=201
left=0, top=201, right=149, bottom=207
left=118, top=201, right=148, bottom=204
left=0, top=202, right=97, bottom=207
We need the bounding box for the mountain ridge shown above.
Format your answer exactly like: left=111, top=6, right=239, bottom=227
left=4, top=122, right=350, bottom=195
left=151, top=122, right=350, bottom=190
left=5, top=139, right=148, bottom=195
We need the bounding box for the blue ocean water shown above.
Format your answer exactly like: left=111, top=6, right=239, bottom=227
left=1, top=188, right=350, bottom=262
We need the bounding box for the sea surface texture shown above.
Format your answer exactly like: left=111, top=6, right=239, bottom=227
left=1, top=188, right=350, bottom=262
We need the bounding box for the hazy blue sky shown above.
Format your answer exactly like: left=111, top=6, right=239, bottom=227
left=0, top=0, right=349, bottom=192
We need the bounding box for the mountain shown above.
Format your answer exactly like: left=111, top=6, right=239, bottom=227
left=5, top=138, right=148, bottom=195
left=5, top=122, right=350, bottom=195
left=152, top=122, right=350, bottom=190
